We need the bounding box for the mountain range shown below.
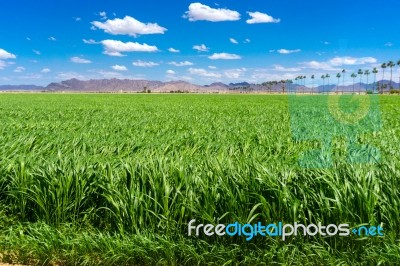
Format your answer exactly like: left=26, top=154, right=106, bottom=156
left=0, top=79, right=399, bottom=93
left=0, top=85, right=44, bottom=91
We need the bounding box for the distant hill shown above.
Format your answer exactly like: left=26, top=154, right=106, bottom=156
left=229, top=82, right=251, bottom=87
left=0, top=85, right=43, bottom=91
left=46, top=78, right=164, bottom=92
left=1, top=78, right=399, bottom=93
left=45, top=79, right=228, bottom=92
left=206, top=82, right=229, bottom=88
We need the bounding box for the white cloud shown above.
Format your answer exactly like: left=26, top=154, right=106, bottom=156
left=180, top=76, right=193, bottom=81
left=83, top=39, right=98, bottom=44
left=101, top=40, right=159, bottom=56
left=188, top=67, right=222, bottom=78
left=168, top=48, right=180, bottom=53
left=300, top=56, right=377, bottom=71
left=300, top=61, right=339, bottom=71
left=14, top=67, right=25, bottom=73
left=48, top=36, right=56, bottom=41
left=224, top=68, right=246, bottom=79
left=33, top=50, right=41, bottom=55
left=166, top=70, right=176, bottom=75
left=246, top=11, right=280, bottom=24
left=329, top=56, right=377, bottom=66
left=96, top=70, right=145, bottom=80
left=193, top=44, right=209, bottom=52
left=184, top=3, right=240, bottom=22
left=0, top=48, right=16, bottom=59
left=244, top=38, right=251, bottom=43
left=111, top=65, right=127, bottom=71
left=251, top=70, right=298, bottom=82
left=99, top=11, right=107, bottom=19
left=273, top=65, right=302, bottom=72
left=165, top=75, right=193, bottom=82
left=208, top=53, right=241, bottom=60
left=92, top=16, right=167, bottom=37
left=57, top=71, right=87, bottom=80
left=168, top=61, right=193, bottom=67
left=229, top=38, right=238, bottom=44
left=98, top=71, right=125, bottom=79
left=277, top=49, right=301, bottom=54
left=41, top=68, right=51, bottom=73
left=26, top=37, right=31, bottom=41
left=208, top=66, right=217, bottom=69
left=18, top=73, right=42, bottom=80
left=56, top=70, right=142, bottom=81
left=132, top=60, right=159, bottom=67
left=103, top=51, right=125, bottom=57
left=385, top=42, right=394, bottom=47
left=70, top=56, right=92, bottom=64
left=0, top=60, right=7, bottom=70
left=74, top=17, right=81, bottom=22
left=323, top=41, right=330, bottom=45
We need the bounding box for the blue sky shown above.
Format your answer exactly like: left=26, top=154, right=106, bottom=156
left=0, top=0, right=399, bottom=85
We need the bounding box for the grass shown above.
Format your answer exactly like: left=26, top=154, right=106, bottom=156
left=0, top=94, right=399, bottom=265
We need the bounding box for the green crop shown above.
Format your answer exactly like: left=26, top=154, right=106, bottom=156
left=0, top=93, right=399, bottom=265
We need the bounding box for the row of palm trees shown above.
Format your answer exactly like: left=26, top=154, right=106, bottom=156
left=261, top=60, right=400, bottom=94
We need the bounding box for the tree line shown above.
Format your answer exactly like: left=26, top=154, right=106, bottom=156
left=261, top=60, right=400, bottom=94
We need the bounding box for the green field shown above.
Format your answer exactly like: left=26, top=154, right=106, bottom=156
left=0, top=94, right=399, bottom=265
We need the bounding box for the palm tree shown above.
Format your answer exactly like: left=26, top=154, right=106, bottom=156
left=364, top=69, right=370, bottom=93
left=398, top=60, right=400, bottom=90
left=262, top=82, right=271, bottom=93
left=381, top=83, right=387, bottom=94
left=286, top=79, right=293, bottom=93
left=326, top=74, right=330, bottom=94
left=290, top=79, right=294, bottom=93
left=341, top=69, right=346, bottom=94
left=357, top=69, right=363, bottom=94
left=372, top=67, right=378, bottom=93
left=281, top=80, right=286, bottom=94
left=381, top=63, right=387, bottom=94
left=321, top=75, right=325, bottom=94
left=388, top=61, right=395, bottom=90
left=336, top=73, right=341, bottom=94
left=351, top=73, right=357, bottom=94
left=291, top=79, right=294, bottom=93
left=267, top=82, right=271, bottom=93
left=299, top=76, right=303, bottom=93
left=311, top=74, right=315, bottom=94
left=303, top=76, right=306, bottom=94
